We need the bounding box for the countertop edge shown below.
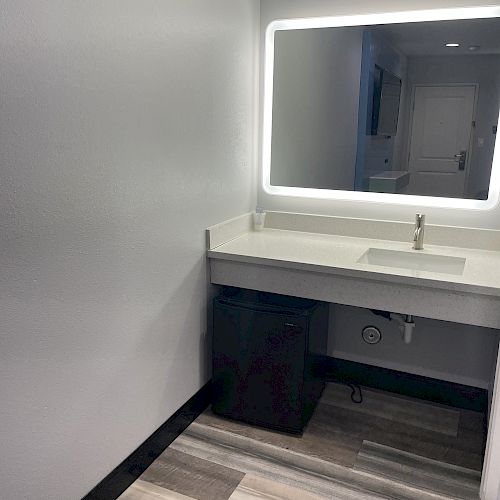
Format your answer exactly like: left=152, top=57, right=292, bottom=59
left=208, top=248, right=500, bottom=299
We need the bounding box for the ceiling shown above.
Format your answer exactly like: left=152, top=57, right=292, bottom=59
left=370, top=18, right=500, bottom=57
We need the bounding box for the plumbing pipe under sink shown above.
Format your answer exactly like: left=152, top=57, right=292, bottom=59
left=391, top=313, right=415, bottom=344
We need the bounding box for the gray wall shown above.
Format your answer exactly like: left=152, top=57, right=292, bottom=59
left=271, top=27, right=362, bottom=190
left=330, top=305, right=499, bottom=389
left=360, top=32, right=408, bottom=181
left=0, top=1, right=258, bottom=498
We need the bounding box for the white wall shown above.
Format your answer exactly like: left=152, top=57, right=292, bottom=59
left=259, top=0, right=500, bottom=229
left=271, top=28, right=362, bottom=190
left=0, top=1, right=258, bottom=499
left=330, top=305, right=498, bottom=389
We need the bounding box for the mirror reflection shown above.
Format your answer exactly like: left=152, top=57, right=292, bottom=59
left=270, top=18, right=500, bottom=199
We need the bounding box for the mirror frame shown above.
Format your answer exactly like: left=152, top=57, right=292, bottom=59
left=262, top=6, right=500, bottom=210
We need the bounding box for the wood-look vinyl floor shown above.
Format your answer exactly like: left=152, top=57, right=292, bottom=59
left=119, top=383, right=486, bottom=500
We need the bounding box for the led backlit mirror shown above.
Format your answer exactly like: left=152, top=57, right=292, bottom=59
left=263, top=9, right=500, bottom=208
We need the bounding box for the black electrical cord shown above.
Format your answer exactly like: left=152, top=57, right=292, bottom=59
left=322, top=371, right=364, bottom=404
left=345, top=383, right=363, bottom=404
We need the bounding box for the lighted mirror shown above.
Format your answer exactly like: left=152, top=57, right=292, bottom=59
left=263, top=8, right=500, bottom=208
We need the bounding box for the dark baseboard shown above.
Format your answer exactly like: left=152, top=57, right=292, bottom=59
left=315, top=356, right=488, bottom=412
left=82, top=381, right=212, bottom=500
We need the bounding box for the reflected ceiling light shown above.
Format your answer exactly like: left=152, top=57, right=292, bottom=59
left=468, top=45, right=480, bottom=51
left=445, top=42, right=460, bottom=47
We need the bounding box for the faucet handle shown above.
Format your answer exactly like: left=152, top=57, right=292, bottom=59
left=415, top=213, right=425, bottom=224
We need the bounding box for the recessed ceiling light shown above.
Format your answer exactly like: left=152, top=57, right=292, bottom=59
left=445, top=43, right=460, bottom=47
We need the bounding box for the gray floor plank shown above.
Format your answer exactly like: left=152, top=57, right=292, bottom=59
left=118, top=480, right=195, bottom=500
left=198, top=408, right=362, bottom=467
left=203, top=395, right=484, bottom=471
left=171, top=430, right=391, bottom=499
left=228, top=475, right=327, bottom=500
left=458, top=409, right=486, bottom=433
left=173, top=420, right=457, bottom=500
left=122, top=386, right=486, bottom=500
left=354, top=441, right=480, bottom=500
left=140, top=448, right=244, bottom=500
left=321, top=383, right=460, bottom=436
left=311, top=399, right=485, bottom=471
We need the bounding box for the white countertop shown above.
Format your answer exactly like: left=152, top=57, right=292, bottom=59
left=369, top=170, right=409, bottom=180
left=208, top=228, right=500, bottom=298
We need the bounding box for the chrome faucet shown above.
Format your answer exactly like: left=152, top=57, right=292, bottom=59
left=413, top=214, right=425, bottom=250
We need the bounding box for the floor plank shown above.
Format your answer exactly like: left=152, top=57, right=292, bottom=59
left=228, top=475, right=327, bottom=500
left=118, top=480, right=195, bottom=500
left=139, top=448, right=244, bottom=500
left=355, top=441, right=480, bottom=500
left=311, top=399, right=485, bottom=470
left=122, top=384, right=486, bottom=500
left=321, top=383, right=460, bottom=436
left=198, top=407, right=362, bottom=467
left=197, top=382, right=485, bottom=470
left=173, top=421, right=454, bottom=500
left=459, top=409, right=486, bottom=433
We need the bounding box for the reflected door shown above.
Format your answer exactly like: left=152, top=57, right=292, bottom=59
left=407, top=85, right=476, bottom=198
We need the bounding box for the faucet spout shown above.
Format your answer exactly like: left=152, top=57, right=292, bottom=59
left=413, top=214, right=425, bottom=250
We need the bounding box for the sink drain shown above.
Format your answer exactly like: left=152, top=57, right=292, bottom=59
left=362, top=326, right=382, bottom=344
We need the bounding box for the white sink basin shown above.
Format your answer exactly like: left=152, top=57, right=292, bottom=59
left=357, top=248, right=466, bottom=276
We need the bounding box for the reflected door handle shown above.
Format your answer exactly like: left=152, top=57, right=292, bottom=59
left=454, top=150, right=467, bottom=170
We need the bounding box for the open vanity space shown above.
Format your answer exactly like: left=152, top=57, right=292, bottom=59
left=122, top=207, right=498, bottom=500
left=204, top=211, right=500, bottom=499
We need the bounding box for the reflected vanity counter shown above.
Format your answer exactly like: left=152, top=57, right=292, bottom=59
left=367, top=170, right=410, bottom=194
left=207, top=212, right=500, bottom=330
